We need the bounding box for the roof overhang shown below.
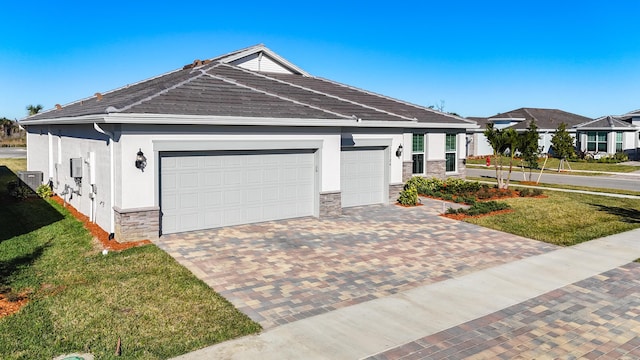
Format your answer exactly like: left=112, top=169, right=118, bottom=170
left=20, top=113, right=477, bottom=130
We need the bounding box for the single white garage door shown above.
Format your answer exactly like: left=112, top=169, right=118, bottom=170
left=341, top=147, right=386, bottom=207
left=160, top=150, right=316, bottom=234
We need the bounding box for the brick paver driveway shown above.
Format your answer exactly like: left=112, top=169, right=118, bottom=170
left=156, top=202, right=557, bottom=329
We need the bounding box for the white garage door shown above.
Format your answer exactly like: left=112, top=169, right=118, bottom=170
left=160, top=150, right=316, bottom=234
left=341, top=147, right=386, bottom=207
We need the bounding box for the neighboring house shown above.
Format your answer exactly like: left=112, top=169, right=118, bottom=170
left=21, top=44, right=477, bottom=242
left=467, top=108, right=592, bottom=157
left=574, top=110, right=640, bottom=160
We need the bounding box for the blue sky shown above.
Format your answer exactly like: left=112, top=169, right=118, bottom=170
left=2, top=1, right=639, bottom=120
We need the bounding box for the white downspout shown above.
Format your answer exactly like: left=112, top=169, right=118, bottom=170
left=93, top=123, right=115, bottom=235
left=47, top=126, right=53, bottom=182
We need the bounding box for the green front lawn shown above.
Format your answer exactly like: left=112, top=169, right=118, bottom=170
left=464, top=191, right=640, bottom=246
left=0, top=160, right=260, bottom=359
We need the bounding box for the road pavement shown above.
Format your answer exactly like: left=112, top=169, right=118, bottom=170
left=0, top=147, right=27, bottom=158
left=467, top=166, right=640, bottom=192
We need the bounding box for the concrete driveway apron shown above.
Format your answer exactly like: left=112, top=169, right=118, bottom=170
left=155, top=202, right=557, bottom=330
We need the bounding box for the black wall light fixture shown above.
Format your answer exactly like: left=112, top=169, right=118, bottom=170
left=135, top=149, right=147, bottom=172
left=396, top=144, right=403, bottom=157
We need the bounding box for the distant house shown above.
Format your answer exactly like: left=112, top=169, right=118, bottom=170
left=574, top=110, right=640, bottom=160
left=467, top=108, right=591, bottom=157
left=20, top=44, right=477, bottom=242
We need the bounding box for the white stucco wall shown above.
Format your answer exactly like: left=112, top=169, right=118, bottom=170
left=457, top=133, right=466, bottom=160
left=117, top=125, right=346, bottom=210
left=426, top=133, right=445, bottom=160
left=26, top=124, right=113, bottom=232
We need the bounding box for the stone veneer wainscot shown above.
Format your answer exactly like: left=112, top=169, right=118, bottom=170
left=114, top=206, right=160, bottom=242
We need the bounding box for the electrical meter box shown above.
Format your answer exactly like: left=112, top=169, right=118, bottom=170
left=70, top=158, right=83, bottom=178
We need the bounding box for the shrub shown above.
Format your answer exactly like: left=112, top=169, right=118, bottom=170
left=465, top=201, right=511, bottom=216
left=532, top=188, right=544, bottom=196
left=443, top=177, right=466, bottom=194
left=446, top=200, right=510, bottom=217
left=461, top=196, right=477, bottom=205
left=404, top=176, right=429, bottom=191
left=614, top=152, right=629, bottom=162
left=518, top=188, right=531, bottom=197
left=406, top=176, right=445, bottom=195
left=445, top=207, right=461, bottom=215
left=36, top=184, right=54, bottom=198
left=10, top=185, right=31, bottom=200
left=476, top=187, right=493, bottom=200
left=6, top=180, right=18, bottom=192
left=397, top=187, right=418, bottom=206
left=442, top=193, right=454, bottom=201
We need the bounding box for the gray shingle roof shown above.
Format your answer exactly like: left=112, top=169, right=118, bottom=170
left=488, top=108, right=592, bottom=130
left=23, top=46, right=472, bottom=127
left=575, top=116, right=636, bottom=129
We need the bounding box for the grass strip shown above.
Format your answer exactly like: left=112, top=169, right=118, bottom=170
left=463, top=191, right=640, bottom=246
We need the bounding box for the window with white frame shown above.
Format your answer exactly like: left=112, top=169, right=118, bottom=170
left=445, top=134, right=457, bottom=172
left=586, top=131, right=607, bottom=152
left=616, top=132, right=623, bottom=152
left=412, top=133, right=424, bottom=174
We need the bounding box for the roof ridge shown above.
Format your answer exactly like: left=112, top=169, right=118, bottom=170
left=309, top=75, right=476, bottom=124
left=31, top=66, right=189, bottom=118
left=522, top=108, right=536, bottom=121
left=219, top=64, right=417, bottom=121
left=108, top=68, right=213, bottom=113
left=202, top=72, right=351, bottom=119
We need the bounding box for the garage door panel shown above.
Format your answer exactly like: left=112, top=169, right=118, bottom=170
left=161, top=173, right=177, bottom=191
left=179, top=192, right=200, bottom=209
left=203, top=191, right=223, bottom=206
left=161, top=150, right=315, bottom=234
left=203, top=211, right=223, bottom=227
left=179, top=173, right=199, bottom=188
left=341, top=148, right=386, bottom=207
left=180, top=157, right=199, bottom=168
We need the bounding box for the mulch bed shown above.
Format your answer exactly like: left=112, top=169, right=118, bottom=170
left=0, top=292, right=29, bottom=319
left=50, top=196, right=151, bottom=251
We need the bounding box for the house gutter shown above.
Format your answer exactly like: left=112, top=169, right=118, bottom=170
left=21, top=114, right=478, bottom=129
left=93, top=123, right=115, bottom=237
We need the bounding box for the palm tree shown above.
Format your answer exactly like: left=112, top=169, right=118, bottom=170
left=0, top=117, right=12, bottom=137
left=26, top=104, right=43, bottom=116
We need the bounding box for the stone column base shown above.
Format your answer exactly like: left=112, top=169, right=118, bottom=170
left=458, top=159, right=467, bottom=178
left=402, top=161, right=413, bottom=182
left=389, top=183, right=404, bottom=204
left=319, top=192, right=342, bottom=217
left=114, top=206, right=160, bottom=242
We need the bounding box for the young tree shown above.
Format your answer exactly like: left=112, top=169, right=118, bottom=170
left=484, top=123, right=507, bottom=188
left=519, top=121, right=541, bottom=181
left=484, top=123, right=521, bottom=189
left=550, top=122, right=575, bottom=171
left=26, top=104, right=43, bottom=116
left=502, top=128, right=520, bottom=189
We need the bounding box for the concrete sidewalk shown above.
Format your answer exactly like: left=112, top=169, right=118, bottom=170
left=173, top=228, right=640, bottom=360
